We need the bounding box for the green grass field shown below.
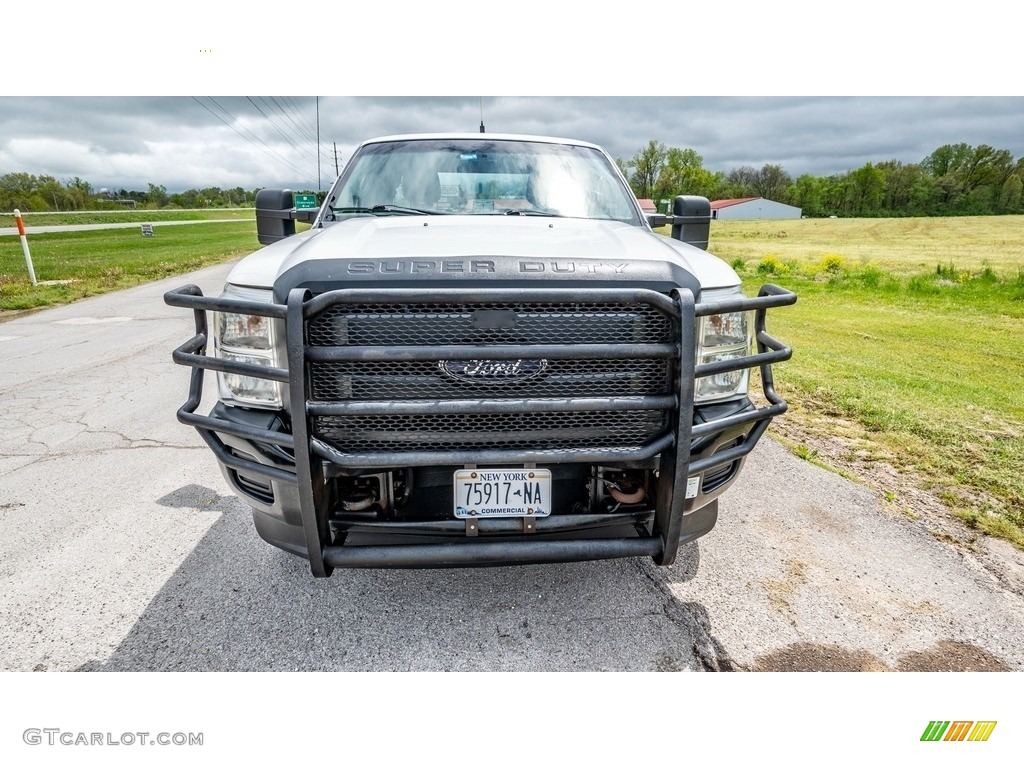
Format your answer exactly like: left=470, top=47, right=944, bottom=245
left=0, top=221, right=257, bottom=310
left=10, top=208, right=255, bottom=226
left=711, top=215, right=1024, bottom=278
left=708, top=216, right=1024, bottom=547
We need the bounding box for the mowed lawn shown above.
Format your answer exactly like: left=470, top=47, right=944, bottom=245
left=0, top=221, right=258, bottom=310
left=707, top=215, right=1024, bottom=546
left=12, top=208, right=256, bottom=226
left=711, top=215, right=1024, bottom=277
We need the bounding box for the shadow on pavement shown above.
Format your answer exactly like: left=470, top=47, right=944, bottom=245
left=77, top=486, right=731, bottom=672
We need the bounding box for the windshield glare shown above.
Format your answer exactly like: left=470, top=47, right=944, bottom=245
left=328, top=139, right=640, bottom=223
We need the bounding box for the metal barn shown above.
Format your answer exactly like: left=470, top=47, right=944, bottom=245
left=711, top=197, right=801, bottom=220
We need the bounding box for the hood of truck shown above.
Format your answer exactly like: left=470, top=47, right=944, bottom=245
left=226, top=215, right=739, bottom=298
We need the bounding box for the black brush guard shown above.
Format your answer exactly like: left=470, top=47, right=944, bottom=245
left=165, top=284, right=795, bottom=576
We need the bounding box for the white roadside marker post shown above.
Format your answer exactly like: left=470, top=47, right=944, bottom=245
left=13, top=209, right=37, bottom=286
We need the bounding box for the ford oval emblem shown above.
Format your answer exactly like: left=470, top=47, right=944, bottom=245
left=439, top=358, right=548, bottom=383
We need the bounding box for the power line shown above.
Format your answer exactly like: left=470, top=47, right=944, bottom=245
left=237, top=96, right=326, bottom=176
left=245, top=96, right=318, bottom=166
left=264, top=96, right=334, bottom=167
left=195, top=96, right=311, bottom=180
left=267, top=96, right=318, bottom=146
left=192, top=97, right=313, bottom=182
left=283, top=97, right=320, bottom=143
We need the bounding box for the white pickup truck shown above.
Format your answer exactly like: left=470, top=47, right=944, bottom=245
left=165, top=133, right=795, bottom=577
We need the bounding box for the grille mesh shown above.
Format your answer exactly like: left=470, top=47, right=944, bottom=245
left=307, top=302, right=672, bottom=346
left=314, top=410, right=669, bottom=454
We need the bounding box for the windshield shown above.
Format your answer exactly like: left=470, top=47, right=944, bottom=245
left=326, top=138, right=641, bottom=224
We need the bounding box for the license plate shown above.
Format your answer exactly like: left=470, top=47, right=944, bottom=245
left=453, top=468, right=552, bottom=518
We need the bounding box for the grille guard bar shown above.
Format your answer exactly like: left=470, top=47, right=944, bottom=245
left=165, top=283, right=796, bottom=575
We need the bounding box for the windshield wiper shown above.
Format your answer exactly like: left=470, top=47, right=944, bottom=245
left=372, top=204, right=445, bottom=215
left=330, top=205, right=444, bottom=216
left=331, top=206, right=374, bottom=214
left=501, top=208, right=558, bottom=216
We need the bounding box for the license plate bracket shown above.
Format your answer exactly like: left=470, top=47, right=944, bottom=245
left=453, top=468, right=552, bottom=518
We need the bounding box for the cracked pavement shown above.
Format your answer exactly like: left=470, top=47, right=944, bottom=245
left=2, top=263, right=1023, bottom=672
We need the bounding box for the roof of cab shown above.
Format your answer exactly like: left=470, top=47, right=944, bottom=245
left=356, top=133, right=605, bottom=151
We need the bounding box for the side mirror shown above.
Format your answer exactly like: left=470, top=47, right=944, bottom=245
left=646, top=213, right=668, bottom=229
left=255, top=188, right=296, bottom=245
left=670, top=195, right=711, bottom=251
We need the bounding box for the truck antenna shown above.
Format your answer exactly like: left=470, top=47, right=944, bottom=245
left=479, top=97, right=485, bottom=133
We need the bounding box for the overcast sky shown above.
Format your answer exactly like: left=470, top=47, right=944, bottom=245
left=1, top=96, right=1022, bottom=193
left=2, top=4, right=1019, bottom=194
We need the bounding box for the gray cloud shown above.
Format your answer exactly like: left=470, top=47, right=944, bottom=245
left=1, top=96, right=1022, bottom=192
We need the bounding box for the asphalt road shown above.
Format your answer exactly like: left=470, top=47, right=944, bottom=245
left=2, top=263, right=1023, bottom=672
left=0, top=219, right=243, bottom=236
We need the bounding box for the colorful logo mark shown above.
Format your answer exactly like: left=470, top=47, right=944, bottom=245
left=921, top=721, right=997, bottom=742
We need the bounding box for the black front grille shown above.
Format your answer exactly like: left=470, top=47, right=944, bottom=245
left=304, top=298, right=677, bottom=458
left=307, top=301, right=673, bottom=346
left=314, top=410, right=669, bottom=454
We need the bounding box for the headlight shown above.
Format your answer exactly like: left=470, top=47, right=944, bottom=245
left=695, top=287, right=752, bottom=403
left=214, top=285, right=284, bottom=409
left=217, top=311, right=274, bottom=350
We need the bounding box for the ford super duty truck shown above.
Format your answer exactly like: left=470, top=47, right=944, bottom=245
left=165, top=133, right=796, bottom=577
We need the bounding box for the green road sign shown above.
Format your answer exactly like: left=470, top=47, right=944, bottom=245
left=294, top=194, right=318, bottom=209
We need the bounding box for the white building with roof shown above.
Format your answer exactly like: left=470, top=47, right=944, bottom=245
left=711, top=197, right=801, bottom=220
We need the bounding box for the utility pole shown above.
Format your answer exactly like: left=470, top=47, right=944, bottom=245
left=316, top=96, right=321, bottom=191
left=334, top=142, right=339, bottom=177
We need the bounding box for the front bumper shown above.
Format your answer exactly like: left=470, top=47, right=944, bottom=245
left=165, top=284, right=795, bottom=576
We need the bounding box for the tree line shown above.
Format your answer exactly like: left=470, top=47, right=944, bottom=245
left=619, top=141, right=1024, bottom=217
left=0, top=174, right=284, bottom=213
left=5, top=140, right=1024, bottom=217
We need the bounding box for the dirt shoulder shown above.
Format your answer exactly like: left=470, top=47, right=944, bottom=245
left=768, top=416, right=1024, bottom=598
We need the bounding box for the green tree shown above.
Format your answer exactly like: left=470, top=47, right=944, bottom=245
left=790, top=174, right=825, bottom=217
left=961, top=145, right=1013, bottom=194
left=921, top=143, right=1014, bottom=212
left=752, top=164, right=792, bottom=202
left=877, top=160, right=923, bottom=212
left=848, top=163, right=886, bottom=214
left=37, top=175, right=73, bottom=211
left=998, top=173, right=1023, bottom=212
left=654, top=147, right=716, bottom=200
left=725, top=166, right=758, bottom=198
left=909, top=174, right=941, bottom=215
left=147, top=183, right=168, bottom=207
left=626, top=140, right=667, bottom=200
left=0, top=172, right=38, bottom=210
left=922, top=143, right=969, bottom=207
left=169, top=189, right=203, bottom=208
left=62, top=177, right=92, bottom=210
left=820, top=173, right=850, bottom=214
